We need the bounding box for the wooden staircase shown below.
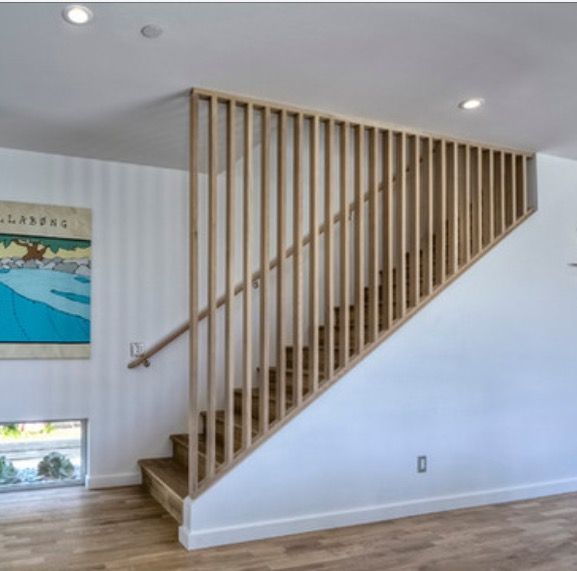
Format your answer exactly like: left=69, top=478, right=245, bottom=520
left=135, top=88, right=535, bottom=527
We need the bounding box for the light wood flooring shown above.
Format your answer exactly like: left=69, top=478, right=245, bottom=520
left=2, top=485, right=577, bottom=570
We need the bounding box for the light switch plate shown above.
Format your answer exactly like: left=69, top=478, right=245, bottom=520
left=130, top=342, right=144, bottom=358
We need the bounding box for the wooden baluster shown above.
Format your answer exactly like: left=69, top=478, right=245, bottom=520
left=519, top=155, right=528, bottom=216
left=276, top=110, right=287, bottom=420
left=383, top=131, right=394, bottom=328
left=339, top=123, right=350, bottom=367
left=309, top=116, right=320, bottom=393
left=293, top=113, right=304, bottom=405
left=499, top=150, right=506, bottom=235
left=447, top=142, right=458, bottom=276
left=396, top=133, right=407, bottom=315
left=242, top=103, right=253, bottom=449
left=409, top=135, right=420, bottom=307
left=189, top=91, right=200, bottom=493
left=482, top=149, right=494, bottom=247
left=462, top=145, right=471, bottom=266
left=206, top=95, right=218, bottom=479
left=224, top=100, right=236, bottom=464
left=324, top=119, right=335, bottom=380
left=423, top=137, right=434, bottom=296
left=259, top=107, right=270, bottom=433
left=354, top=125, right=365, bottom=353
left=368, top=127, right=379, bottom=341
left=434, top=140, right=445, bottom=287
left=503, top=153, right=515, bottom=228
left=476, top=147, right=483, bottom=254
left=489, top=150, right=495, bottom=243
left=511, top=153, right=519, bottom=224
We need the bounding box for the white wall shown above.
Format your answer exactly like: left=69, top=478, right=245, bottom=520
left=0, top=147, right=190, bottom=488
left=181, top=152, right=577, bottom=549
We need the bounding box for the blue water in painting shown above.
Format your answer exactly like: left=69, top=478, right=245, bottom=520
left=0, top=269, right=90, bottom=343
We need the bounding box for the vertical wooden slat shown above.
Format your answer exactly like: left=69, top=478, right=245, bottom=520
left=309, top=116, right=320, bottom=393
left=354, top=125, right=365, bottom=352
left=499, top=150, right=506, bottom=235
left=409, top=135, right=420, bottom=306
left=383, top=131, right=394, bottom=328
left=324, top=119, right=335, bottom=380
left=206, top=95, right=218, bottom=479
left=434, top=140, right=445, bottom=287
left=339, top=123, right=350, bottom=367
left=293, top=113, right=304, bottom=404
left=242, top=103, right=253, bottom=449
left=482, top=149, right=494, bottom=247
left=276, top=110, right=287, bottom=420
left=504, top=153, right=511, bottom=224
left=520, top=155, right=528, bottom=215
left=424, top=137, right=434, bottom=296
left=489, top=150, right=495, bottom=243
left=447, top=142, right=458, bottom=276
left=188, top=92, right=200, bottom=493
left=462, top=145, right=471, bottom=265
left=224, top=100, right=236, bottom=464
left=476, top=147, right=483, bottom=253
left=368, top=127, right=379, bottom=341
left=511, top=153, right=518, bottom=222
left=259, top=107, right=270, bottom=433
left=396, top=133, right=407, bottom=315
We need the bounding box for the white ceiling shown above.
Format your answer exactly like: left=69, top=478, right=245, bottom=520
left=1, top=3, right=577, bottom=171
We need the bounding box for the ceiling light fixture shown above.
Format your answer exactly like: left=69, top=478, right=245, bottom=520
left=62, top=5, right=93, bottom=25
left=458, top=98, right=484, bottom=111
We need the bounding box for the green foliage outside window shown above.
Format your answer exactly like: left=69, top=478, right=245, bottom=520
left=37, top=452, right=75, bottom=480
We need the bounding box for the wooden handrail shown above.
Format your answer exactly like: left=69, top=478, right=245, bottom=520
left=127, top=167, right=405, bottom=369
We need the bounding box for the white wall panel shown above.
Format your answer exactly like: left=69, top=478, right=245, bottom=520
left=0, top=147, right=189, bottom=485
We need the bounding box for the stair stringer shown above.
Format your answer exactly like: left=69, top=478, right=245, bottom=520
left=179, top=209, right=542, bottom=550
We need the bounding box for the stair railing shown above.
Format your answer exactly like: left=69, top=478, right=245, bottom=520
left=171, top=88, right=535, bottom=498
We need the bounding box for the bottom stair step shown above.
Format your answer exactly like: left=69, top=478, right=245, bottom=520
left=139, top=458, right=188, bottom=524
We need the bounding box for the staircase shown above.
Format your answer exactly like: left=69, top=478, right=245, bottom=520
left=135, top=88, right=535, bottom=526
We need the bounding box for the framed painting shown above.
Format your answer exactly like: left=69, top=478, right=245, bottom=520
left=0, top=201, right=91, bottom=359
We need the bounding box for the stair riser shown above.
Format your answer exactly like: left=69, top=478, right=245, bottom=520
left=172, top=438, right=189, bottom=468
left=140, top=468, right=183, bottom=525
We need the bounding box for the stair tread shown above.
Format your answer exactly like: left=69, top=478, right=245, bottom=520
left=138, top=457, right=188, bottom=500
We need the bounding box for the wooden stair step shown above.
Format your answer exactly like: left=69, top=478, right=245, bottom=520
left=200, top=409, right=258, bottom=450
left=138, top=458, right=187, bottom=524
left=234, top=387, right=281, bottom=423
left=170, top=433, right=227, bottom=468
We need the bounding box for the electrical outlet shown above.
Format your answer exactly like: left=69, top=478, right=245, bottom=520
left=130, top=342, right=144, bottom=358
left=417, top=455, right=427, bottom=473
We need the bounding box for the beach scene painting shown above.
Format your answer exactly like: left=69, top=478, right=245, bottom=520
left=0, top=201, right=91, bottom=359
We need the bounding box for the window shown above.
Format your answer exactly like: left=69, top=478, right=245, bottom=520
left=0, top=420, right=86, bottom=491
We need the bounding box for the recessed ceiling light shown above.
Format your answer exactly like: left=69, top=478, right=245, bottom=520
left=458, top=98, right=485, bottom=111
left=62, top=5, right=93, bottom=25
left=140, top=24, right=163, bottom=39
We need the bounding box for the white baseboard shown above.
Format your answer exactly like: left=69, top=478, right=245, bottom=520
left=179, top=476, right=577, bottom=550
left=85, top=471, right=141, bottom=489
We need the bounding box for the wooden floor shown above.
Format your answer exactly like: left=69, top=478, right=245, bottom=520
left=2, top=486, right=577, bottom=570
